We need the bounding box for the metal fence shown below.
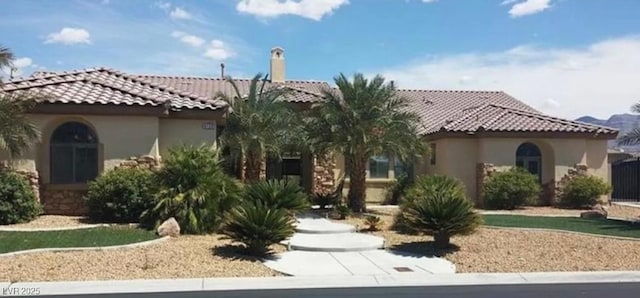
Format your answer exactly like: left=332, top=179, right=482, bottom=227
left=611, top=157, right=640, bottom=202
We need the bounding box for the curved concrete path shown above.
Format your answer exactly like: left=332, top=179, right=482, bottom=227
left=264, top=215, right=455, bottom=276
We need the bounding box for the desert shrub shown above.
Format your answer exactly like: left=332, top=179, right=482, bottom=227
left=140, top=145, right=243, bottom=234
left=398, top=175, right=481, bottom=248
left=244, top=180, right=309, bottom=212
left=484, top=168, right=541, bottom=210
left=560, top=175, right=611, bottom=208
left=311, top=192, right=338, bottom=209
left=383, top=173, right=413, bottom=205
left=364, top=215, right=382, bottom=231
left=222, top=201, right=295, bottom=256
left=0, top=171, right=41, bottom=225
left=85, top=167, right=156, bottom=223
left=332, top=203, right=351, bottom=220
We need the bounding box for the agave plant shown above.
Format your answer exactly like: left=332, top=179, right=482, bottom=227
left=140, top=145, right=243, bottom=234
left=399, top=175, right=482, bottom=248
left=222, top=201, right=295, bottom=256
left=364, top=215, right=382, bottom=231
left=244, top=179, right=309, bottom=212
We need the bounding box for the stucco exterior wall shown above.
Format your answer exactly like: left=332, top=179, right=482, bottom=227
left=1, top=114, right=160, bottom=183
left=158, top=119, right=217, bottom=156
left=434, top=138, right=479, bottom=200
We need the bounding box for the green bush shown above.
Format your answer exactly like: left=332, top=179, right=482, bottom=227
left=244, top=180, right=309, bottom=212
left=85, top=168, right=156, bottom=223
left=383, top=173, right=413, bottom=205
left=560, top=175, right=611, bottom=208
left=484, top=168, right=541, bottom=210
left=398, top=175, right=482, bottom=248
left=0, top=171, right=41, bottom=225
left=222, top=201, right=295, bottom=256
left=311, top=192, right=338, bottom=209
left=140, top=145, right=243, bottom=234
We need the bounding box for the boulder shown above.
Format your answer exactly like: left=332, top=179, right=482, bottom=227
left=580, top=210, right=607, bottom=219
left=157, top=217, right=181, bottom=237
left=592, top=204, right=609, bottom=215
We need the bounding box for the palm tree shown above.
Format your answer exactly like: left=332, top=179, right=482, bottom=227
left=304, top=73, right=427, bottom=212
left=618, top=102, right=640, bottom=146
left=0, top=46, right=40, bottom=157
left=217, top=73, right=294, bottom=182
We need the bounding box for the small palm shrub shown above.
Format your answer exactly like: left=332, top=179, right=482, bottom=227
left=140, top=145, right=243, bottom=234
left=484, top=168, right=541, bottom=210
left=332, top=203, right=351, bottom=220
left=383, top=173, right=413, bottom=205
left=364, top=215, right=382, bottom=231
left=399, top=175, right=482, bottom=248
left=222, top=201, right=295, bottom=256
left=560, top=175, right=611, bottom=208
left=244, top=180, right=309, bottom=212
left=311, top=192, right=338, bottom=209
left=86, top=167, right=156, bottom=223
left=0, top=171, right=41, bottom=225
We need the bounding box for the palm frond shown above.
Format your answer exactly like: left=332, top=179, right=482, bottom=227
left=618, top=128, right=640, bottom=146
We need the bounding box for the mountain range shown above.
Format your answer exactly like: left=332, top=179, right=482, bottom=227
left=576, top=114, right=640, bottom=152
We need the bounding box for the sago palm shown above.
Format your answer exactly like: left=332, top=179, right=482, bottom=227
left=217, top=73, right=294, bottom=182
left=244, top=179, right=310, bottom=212
left=399, top=175, right=482, bottom=248
left=618, top=102, right=640, bottom=146
left=304, top=73, right=426, bottom=212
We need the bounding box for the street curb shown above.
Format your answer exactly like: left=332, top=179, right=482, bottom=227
left=484, top=225, right=640, bottom=241
left=0, top=236, right=170, bottom=258
left=6, top=271, right=640, bottom=295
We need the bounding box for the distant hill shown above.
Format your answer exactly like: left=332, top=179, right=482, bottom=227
left=576, top=114, right=640, bottom=152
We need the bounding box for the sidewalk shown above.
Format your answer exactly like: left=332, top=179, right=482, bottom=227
left=5, top=271, right=640, bottom=296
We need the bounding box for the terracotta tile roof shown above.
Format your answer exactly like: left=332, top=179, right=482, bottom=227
left=424, top=103, right=618, bottom=135
left=1, top=68, right=226, bottom=111
left=135, top=74, right=328, bottom=103
left=4, top=68, right=617, bottom=137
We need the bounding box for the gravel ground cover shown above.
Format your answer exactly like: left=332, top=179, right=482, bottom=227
left=0, top=235, right=284, bottom=282
left=336, top=206, right=640, bottom=273
left=1, top=216, right=91, bottom=229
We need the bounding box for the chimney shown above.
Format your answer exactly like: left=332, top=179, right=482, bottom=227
left=270, top=47, right=285, bottom=83
left=220, top=63, right=225, bottom=78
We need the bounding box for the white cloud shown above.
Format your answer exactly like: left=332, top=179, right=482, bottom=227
left=170, top=7, right=193, bottom=20
left=371, top=36, right=640, bottom=119
left=156, top=1, right=171, bottom=11
left=203, top=40, right=235, bottom=60
left=236, top=0, right=349, bottom=21
left=507, top=0, right=552, bottom=17
left=171, top=31, right=205, bottom=47
left=44, top=27, right=91, bottom=45
left=12, top=57, right=33, bottom=69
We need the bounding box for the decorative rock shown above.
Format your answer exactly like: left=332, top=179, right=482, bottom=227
left=592, top=204, right=609, bottom=216
left=157, top=217, right=181, bottom=237
left=580, top=210, right=607, bottom=219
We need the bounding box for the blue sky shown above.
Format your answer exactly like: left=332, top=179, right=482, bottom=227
left=1, top=0, right=640, bottom=119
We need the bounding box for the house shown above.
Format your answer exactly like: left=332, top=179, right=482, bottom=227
left=0, top=47, right=618, bottom=215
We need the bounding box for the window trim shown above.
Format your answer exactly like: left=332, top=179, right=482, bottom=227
left=49, top=122, right=100, bottom=185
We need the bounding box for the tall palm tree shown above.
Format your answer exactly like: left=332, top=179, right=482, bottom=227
left=618, top=102, right=640, bottom=146
left=217, top=73, right=294, bottom=182
left=304, top=73, right=427, bottom=212
left=0, top=46, right=40, bottom=157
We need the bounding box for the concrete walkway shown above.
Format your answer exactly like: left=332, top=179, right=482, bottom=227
left=263, top=216, right=455, bottom=276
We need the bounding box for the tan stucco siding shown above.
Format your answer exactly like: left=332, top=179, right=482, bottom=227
left=435, top=139, right=479, bottom=200
left=159, top=119, right=217, bottom=156
left=1, top=114, right=160, bottom=183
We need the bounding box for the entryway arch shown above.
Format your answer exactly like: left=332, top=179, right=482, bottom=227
left=516, top=142, right=542, bottom=182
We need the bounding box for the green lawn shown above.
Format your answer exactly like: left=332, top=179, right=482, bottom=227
left=0, top=226, right=158, bottom=254
left=483, top=215, right=640, bottom=239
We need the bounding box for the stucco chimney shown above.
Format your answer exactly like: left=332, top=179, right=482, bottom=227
left=270, top=47, right=285, bottom=83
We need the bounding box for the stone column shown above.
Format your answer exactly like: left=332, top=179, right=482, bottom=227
left=475, top=163, right=496, bottom=208
left=312, top=152, right=336, bottom=194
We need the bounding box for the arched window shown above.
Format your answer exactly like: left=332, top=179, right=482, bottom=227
left=516, top=142, right=542, bottom=183
left=50, top=122, right=98, bottom=184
